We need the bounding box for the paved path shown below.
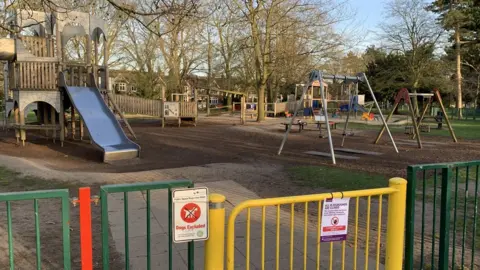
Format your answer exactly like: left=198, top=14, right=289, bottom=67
left=0, top=154, right=385, bottom=269
left=107, top=180, right=384, bottom=270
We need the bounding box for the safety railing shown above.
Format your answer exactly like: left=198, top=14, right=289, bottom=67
left=21, top=36, right=56, bottom=57
left=0, top=189, right=71, bottom=270
left=179, top=102, right=197, bottom=118
left=225, top=178, right=407, bottom=270
left=17, top=61, right=58, bottom=90
left=99, top=180, right=194, bottom=270
left=405, top=161, right=480, bottom=270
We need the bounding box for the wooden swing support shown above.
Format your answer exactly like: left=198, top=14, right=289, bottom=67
left=374, top=88, right=457, bottom=149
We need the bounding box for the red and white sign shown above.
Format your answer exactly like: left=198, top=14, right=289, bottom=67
left=172, top=187, right=209, bottom=243
left=181, top=203, right=201, bottom=223
left=320, top=198, right=350, bottom=242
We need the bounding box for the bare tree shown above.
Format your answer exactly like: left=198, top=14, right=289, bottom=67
left=381, top=0, right=443, bottom=112
left=233, top=0, right=348, bottom=121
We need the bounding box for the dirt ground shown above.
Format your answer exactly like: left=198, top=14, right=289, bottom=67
left=2, top=116, right=480, bottom=180
left=0, top=115, right=480, bottom=269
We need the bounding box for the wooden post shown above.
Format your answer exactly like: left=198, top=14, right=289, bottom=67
left=86, top=34, right=91, bottom=75
left=71, top=106, right=76, bottom=139
left=60, top=93, right=65, bottom=147
left=240, top=96, right=246, bottom=125
left=408, top=100, right=422, bottom=149
left=435, top=89, right=458, bottom=142
left=162, top=86, right=166, bottom=128
left=94, top=34, right=99, bottom=85
left=207, top=89, right=211, bottom=116
left=37, top=102, right=44, bottom=123
left=374, top=102, right=399, bottom=144
left=412, top=97, right=432, bottom=140
left=43, top=103, right=49, bottom=137
left=51, top=106, right=56, bottom=143
left=103, top=34, right=109, bottom=92
left=80, top=118, right=84, bottom=140
left=19, top=109, right=25, bottom=146
left=14, top=106, right=19, bottom=143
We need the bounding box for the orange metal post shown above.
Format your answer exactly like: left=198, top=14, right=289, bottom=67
left=79, top=187, right=93, bottom=270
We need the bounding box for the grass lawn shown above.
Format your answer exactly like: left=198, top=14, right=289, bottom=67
left=344, top=118, right=480, bottom=140
left=0, top=166, right=77, bottom=191
left=423, top=119, right=480, bottom=140
left=287, top=165, right=389, bottom=191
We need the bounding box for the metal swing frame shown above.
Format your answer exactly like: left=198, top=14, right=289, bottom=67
left=277, top=71, right=398, bottom=164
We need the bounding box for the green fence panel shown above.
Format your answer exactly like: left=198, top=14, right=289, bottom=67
left=0, top=189, right=71, bottom=270
left=100, top=180, right=194, bottom=270
left=405, top=161, right=480, bottom=270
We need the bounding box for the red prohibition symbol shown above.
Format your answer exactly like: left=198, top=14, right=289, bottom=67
left=181, top=203, right=201, bottom=223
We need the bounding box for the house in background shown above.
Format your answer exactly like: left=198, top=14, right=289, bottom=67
left=108, top=70, right=139, bottom=95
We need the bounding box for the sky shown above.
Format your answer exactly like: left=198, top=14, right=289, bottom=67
left=339, top=0, right=388, bottom=52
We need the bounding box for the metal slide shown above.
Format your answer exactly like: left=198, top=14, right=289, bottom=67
left=61, top=76, right=140, bottom=162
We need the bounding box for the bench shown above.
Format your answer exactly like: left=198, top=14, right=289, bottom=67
left=281, top=121, right=307, bottom=132
left=405, top=125, right=431, bottom=134
left=316, top=121, right=337, bottom=130
left=419, top=124, right=431, bottom=133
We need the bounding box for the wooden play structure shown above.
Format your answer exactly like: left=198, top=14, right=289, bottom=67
left=0, top=9, right=198, bottom=162
left=0, top=9, right=143, bottom=161
left=278, top=71, right=398, bottom=164
left=374, top=88, right=457, bottom=149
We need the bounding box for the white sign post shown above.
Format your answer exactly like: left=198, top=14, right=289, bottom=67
left=172, top=187, right=209, bottom=243
left=320, top=198, right=350, bottom=242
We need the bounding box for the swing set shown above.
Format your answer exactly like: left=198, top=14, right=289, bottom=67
left=278, top=70, right=398, bottom=164
left=374, top=88, right=458, bottom=149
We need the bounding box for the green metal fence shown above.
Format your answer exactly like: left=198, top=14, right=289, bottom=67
left=405, top=161, right=480, bottom=270
left=100, top=180, right=194, bottom=270
left=445, top=107, right=479, bottom=120
left=0, top=189, right=71, bottom=270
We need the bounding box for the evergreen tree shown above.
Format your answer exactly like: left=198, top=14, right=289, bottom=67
left=429, top=0, right=480, bottom=116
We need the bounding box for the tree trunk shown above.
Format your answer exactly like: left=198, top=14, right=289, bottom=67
left=475, top=74, right=480, bottom=108
left=226, top=68, right=232, bottom=111
left=412, top=80, right=420, bottom=116
left=257, top=83, right=266, bottom=121
left=455, top=26, right=463, bottom=119
left=207, top=30, right=213, bottom=115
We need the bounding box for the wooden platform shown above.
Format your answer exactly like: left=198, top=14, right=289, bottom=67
left=304, top=151, right=360, bottom=160
left=333, top=148, right=383, bottom=156
left=11, top=124, right=60, bottom=130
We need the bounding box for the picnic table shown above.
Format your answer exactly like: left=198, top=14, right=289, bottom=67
left=316, top=121, right=337, bottom=130
left=281, top=121, right=307, bottom=132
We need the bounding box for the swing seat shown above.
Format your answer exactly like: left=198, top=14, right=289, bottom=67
left=404, top=126, right=414, bottom=134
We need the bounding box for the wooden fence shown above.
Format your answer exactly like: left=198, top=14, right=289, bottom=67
left=179, top=102, right=196, bottom=117
left=266, top=102, right=287, bottom=116
left=22, top=36, right=55, bottom=57
left=17, top=62, right=58, bottom=90
left=111, top=95, right=163, bottom=117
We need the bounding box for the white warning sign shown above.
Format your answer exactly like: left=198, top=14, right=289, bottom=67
left=320, top=198, right=350, bottom=242
left=172, top=187, right=209, bottom=243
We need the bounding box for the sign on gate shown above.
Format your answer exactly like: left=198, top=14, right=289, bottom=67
left=320, top=198, right=350, bottom=242
left=172, top=187, right=209, bottom=243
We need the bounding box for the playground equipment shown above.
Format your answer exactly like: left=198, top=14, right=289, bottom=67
left=278, top=71, right=398, bottom=164
left=0, top=9, right=140, bottom=161
left=374, top=88, right=457, bottom=149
